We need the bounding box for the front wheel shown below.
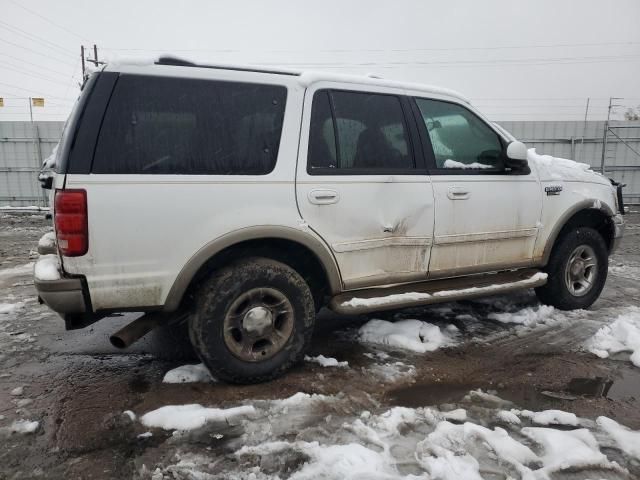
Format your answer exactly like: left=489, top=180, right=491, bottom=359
left=535, top=227, right=608, bottom=310
left=189, top=257, right=315, bottom=384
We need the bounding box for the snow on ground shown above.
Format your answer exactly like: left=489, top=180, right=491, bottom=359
left=0, top=302, right=24, bottom=314
left=359, top=319, right=459, bottom=353
left=304, top=354, right=349, bottom=368
left=139, top=404, right=255, bottom=431
left=0, top=419, right=39, bottom=435
left=162, top=363, right=214, bottom=383
left=586, top=306, right=640, bottom=367
left=487, top=304, right=559, bottom=327
left=511, top=408, right=578, bottom=426
left=0, top=262, right=34, bottom=277
left=597, top=416, right=640, bottom=460
left=142, top=390, right=638, bottom=480
left=610, top=263, right=640, bottom=281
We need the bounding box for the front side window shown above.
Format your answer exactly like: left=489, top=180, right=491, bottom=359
left=415, top=98, right=503, bottom=170
left=308, top=90, right=414, bottom=173
left=92, top=75, right=287, bottom=174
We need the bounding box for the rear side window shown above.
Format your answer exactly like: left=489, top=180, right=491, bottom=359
left=92, top=75, right=287, bottom=174
left=307, top=89, right=414, bottom=173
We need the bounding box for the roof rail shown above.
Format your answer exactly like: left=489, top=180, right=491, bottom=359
left=154, top=56, right=300, bottom=76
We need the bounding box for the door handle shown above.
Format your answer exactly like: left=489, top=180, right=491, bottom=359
left=447, top=186, right=470, bottom=200
left=308, top=189, right=339, bottom=205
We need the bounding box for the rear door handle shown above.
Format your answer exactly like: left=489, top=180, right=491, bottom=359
left=447, top=186, right=470, bottom=200
left=308, top=189, right=339, bottom=205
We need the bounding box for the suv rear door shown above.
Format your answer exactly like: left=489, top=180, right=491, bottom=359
left=410, top=96, right=542, bottom=278
left=296, top=85, right=435, bottom=289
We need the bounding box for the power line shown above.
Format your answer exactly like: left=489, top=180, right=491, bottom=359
left=0, top=20, right=77, bottom=59
left=0, top=37, right=77, bottom=66
left=1, top=58, right=74, bottom=81
left=0, top=80, right=69, bottom=98
left=5, top=0, right=89, bottom=43
left=0, top=52, right=73, bottom=77
left=258, top=54, right=640, bottom=68
left=0, top=64, right=76, bottom=87
left=101, top=40, right=640, bottom=54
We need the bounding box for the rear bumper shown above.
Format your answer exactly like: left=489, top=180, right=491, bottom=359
left=35, top=276, right=87, bottom=314
left=34, top=253, right=88, bottom=315
left=611, top=214, right=625, bottom=253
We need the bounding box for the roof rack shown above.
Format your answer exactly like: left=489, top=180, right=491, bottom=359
left=154, top=56, right=300, bottom=76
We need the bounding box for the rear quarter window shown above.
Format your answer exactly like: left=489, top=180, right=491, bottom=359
left=92, top=75, right=287, bottom=175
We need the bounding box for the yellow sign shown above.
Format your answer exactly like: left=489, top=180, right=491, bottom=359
left=32, top=97, right=45, bottom=107
left=0, top=98, right=3, bottom=107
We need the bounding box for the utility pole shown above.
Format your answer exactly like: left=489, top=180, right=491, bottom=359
left=81, top=45, right=86, bottom=79
left=577, top=98, right=590, bottom=160
left=600, top=97, right=623, bottom=175
left=93, top=44, right=99, bottom=66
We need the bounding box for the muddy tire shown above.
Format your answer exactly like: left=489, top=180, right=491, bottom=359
left=189, top=257, right=315, bottom=384
left=535, top=227, right=608, bottom=310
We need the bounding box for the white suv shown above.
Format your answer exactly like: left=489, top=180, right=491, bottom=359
left=35, top=57, right=625, bottom=383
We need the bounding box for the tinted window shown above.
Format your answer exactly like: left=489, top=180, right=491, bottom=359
left=92, top=75, right=287, bottom=174
left=308, top=90, right=414, bottom=172
left=415, top=98, right=503, bottom=170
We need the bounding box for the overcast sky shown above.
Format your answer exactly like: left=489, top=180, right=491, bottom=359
left=1, top=0, right=639, bottom=122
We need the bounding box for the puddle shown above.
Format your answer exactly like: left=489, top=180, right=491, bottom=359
left=387, top=367, right=640, bottom=409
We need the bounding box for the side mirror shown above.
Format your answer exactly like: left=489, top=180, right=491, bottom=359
left=505, top=141, right=529, bottom=172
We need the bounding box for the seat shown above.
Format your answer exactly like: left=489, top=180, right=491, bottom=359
left=353, top=128, right=403, bottom=169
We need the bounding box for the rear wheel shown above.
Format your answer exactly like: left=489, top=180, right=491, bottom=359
left=189, top=257, right=315, bottom=384
left=535, top=227, right=608, bottom=310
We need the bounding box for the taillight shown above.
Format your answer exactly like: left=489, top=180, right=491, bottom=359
left=54, top=189, right=88, bottom=256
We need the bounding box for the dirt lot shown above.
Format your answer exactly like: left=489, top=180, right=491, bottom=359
left=1, top=212, right=639, bottom=479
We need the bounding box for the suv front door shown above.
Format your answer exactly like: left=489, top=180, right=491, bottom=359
left=296, top=86, right=435, bottom=289
left=411, top=97, right=542, bottom=278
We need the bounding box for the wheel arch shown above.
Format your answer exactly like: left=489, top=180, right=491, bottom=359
left=541, top=200, right=615, bottom=266
left=163, top=226, right=342, bottom=312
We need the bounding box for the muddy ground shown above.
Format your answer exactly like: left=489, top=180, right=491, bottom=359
left=1, top=211, right=639, bottom=479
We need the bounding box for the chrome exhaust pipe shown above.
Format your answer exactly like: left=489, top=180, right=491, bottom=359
left=109, top=312, right=167, bottom=349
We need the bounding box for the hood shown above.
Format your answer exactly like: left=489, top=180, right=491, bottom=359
left=527, top=148, right=610, bottom=185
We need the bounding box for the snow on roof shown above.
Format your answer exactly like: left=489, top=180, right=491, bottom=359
left=105, top=55, right=470, bottom=103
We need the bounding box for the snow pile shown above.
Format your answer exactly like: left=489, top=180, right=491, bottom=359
left=522, top=427, right=612, bottom=474
left=0, top=302, right=24, bottom=314
left=304, top=355, right=348, bottom=368
left=10, top=386, right=24, bottom=396
left=586, top=307, right=640, bottom=367
left=37, top=232, right=56, bottom=250
left=162, top=363, right=214, bottom=383
left=512, top=409, right=578, bottom=426
left=488, top=304, right=561, bottom=328
left=8, top=419, right=39, bottom=434
left=597, top=416, right=640, bottom=460
left=443, top=159, right=492, bottom=169
left=496, top=410, right=521, bottom=424
left=140, top=404, right=255, bottom=431
left=359, top=319, right=459, bottom=353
